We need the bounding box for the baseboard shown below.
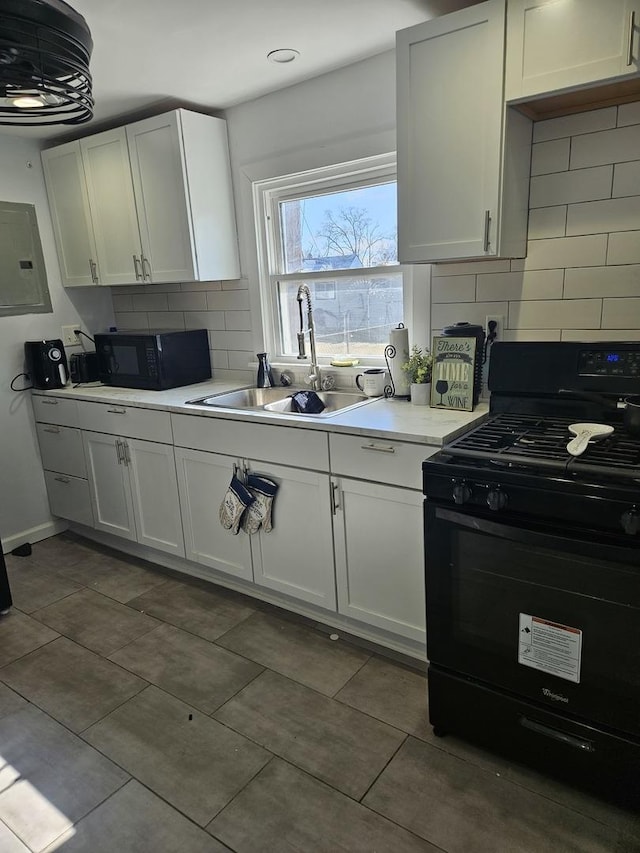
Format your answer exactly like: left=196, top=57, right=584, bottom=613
left=2, top=519, right=68, bottom=554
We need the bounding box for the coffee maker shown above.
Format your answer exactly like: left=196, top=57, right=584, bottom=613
left=24, top=339, right=68, bottom=389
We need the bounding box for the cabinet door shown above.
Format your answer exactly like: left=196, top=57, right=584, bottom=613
left=249, top=462, right=336, bottom=611
left=396, top=0, right=506, bottom=262
left=41, top=141, right=99, bottom=287
left=506, top=0, right=640, bottom=101
left=333, top=479, right=425, bottom=643
left=83, top=432, right=136, bottom=540
left=126, top=439, right=185, bottom=558
left=80, top=129, right=142, bottom=286
left=174, top=447, right=252, bottom=581
left=126, top=112, right=196, bottom=283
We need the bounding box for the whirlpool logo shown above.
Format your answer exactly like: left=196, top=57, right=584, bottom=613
left=542, top=688, right=569, bottom=703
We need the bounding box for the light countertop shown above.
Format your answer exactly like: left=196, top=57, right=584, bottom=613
left=32, top=380, right=490, bottom=446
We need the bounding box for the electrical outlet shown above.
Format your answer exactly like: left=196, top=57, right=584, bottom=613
left=485, top=315, right=505, bottom=343
left=61, top=325, right=80, bottom=346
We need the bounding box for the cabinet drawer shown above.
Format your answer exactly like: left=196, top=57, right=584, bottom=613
left=44, top=470, right=94, bottom=527
left=36, top=424, right=86, bottom=478
left=79, top=401, right=172, bottom=443
left=329, top=433, right=436, bottom=489
left=172, top=414, right=329, bottom=471
left=32, top=394, right=79, bottom=427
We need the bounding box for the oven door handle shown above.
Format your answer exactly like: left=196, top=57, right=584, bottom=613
left=520, top=717, right=595, bottom=753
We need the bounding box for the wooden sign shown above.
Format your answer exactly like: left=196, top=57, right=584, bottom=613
left=430, top=336, right=476, bottom=411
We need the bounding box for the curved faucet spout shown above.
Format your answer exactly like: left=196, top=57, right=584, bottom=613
left=296, top=284, right=320, bottom=390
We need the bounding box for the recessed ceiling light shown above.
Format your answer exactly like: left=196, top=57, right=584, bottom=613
left=267, top=49, right=300, bottom=64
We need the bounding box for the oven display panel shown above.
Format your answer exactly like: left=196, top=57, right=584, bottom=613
left=578, top=348, right=640, bottom=377
left=518, top=614, right=582, bottom=684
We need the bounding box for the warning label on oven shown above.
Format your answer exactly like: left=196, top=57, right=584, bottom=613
left=518, top=614, right=582, bottom=684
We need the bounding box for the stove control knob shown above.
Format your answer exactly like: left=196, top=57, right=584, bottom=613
left=486, top=489, right=507, bottom=511
left=621, top=507, right=640, bottom=536
left=452, top=482, right=472, bottom=505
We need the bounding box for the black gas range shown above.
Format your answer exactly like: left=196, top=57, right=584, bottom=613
left=423, top=341, right=640, bottom=806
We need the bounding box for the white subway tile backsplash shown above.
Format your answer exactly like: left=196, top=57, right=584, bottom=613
left=431, top=275, right=476, bottom=303
left=607, top=230, right=640, bottom=264
left=210, top=330, right=253, bottom=351
left=529, top=166, right=612, bottom=208
left=477, top=270, right=563, bottom=302
left=132, top=293, right=169, bottom=312
left=182, top=280, right=222, bottom=292
left=570, top=123, right=640, bottom=169
left=167, top=292, right=208, bottom=311
left=225, top=310, right=252, bottom=331
left=566, top=196, right=640, bottom=235
left=212, top=367, right=254, bottom=383
left=432, top=259, right=510, bottom=276
left=211, top=350, right=229, bottom=370
left=564, top=265, right=640, bottom=298
left=112, top=294, right=133, bottom=313
left=228, top=350, right=253, bottom=370
left=612, top=161, right=640, bottom=198
left=114, top=312, right=149, bottom=330
left=561, top=329, right=640, bottom=341
left=503, top=328, right=561, bottom=342
left=527, top=206, right=566, bottom=239
left=509, top=299, right=601, bottom=329
left=183, top=310, right=226, bottom=331
left=533, top=107, right=617, bottom=143
left=602, top=298, right=640, bottom=328
left=222, top=278, right=249, bottom=290
left=618, top=102, right=640, bottom=128
left=206, top=290, right=250, bottom=311
left=530, top=139, right=570, bottom=176
left=146, top=312, right=185, bottom=330
left=524, top=235, right=607, bottom=269
left=431, top=301, right=509, bottom=330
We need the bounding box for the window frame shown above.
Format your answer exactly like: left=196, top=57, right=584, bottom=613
left=253, top=153, right=414, bottom=367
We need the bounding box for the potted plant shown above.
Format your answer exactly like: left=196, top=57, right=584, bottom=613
left=402, top=345, right=433, bottom=405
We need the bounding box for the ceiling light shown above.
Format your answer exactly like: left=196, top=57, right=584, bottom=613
left=0, top=0, right=93, bottom=126
left=267, top=49, right=300, bottom=64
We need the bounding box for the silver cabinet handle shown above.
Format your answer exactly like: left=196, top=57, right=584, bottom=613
left=107, top=407, right=126, bottom=414
left=483, top=209, right=491, bottom=252
left=628, top=10, right=636, bottom=66
left=141, top=254, right=152, bottom=281
left=123, top=441, right=130, bottom=466
left=115, top=439, right=124, bottom=465
left=330, top=481, right=341, bottom=514
left=43, top=426, right=61, bottom=434
left=89, top=258, right=99, bottom=284
left=41, top=398, right=58, bottom=405
left=360, top=442, right=396, bottom=454
left=54, top=475, right=70, bottom=484
left=133, top=255, right=143, bottom=281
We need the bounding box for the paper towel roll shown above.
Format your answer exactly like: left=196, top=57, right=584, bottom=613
left=387, top=324, right=410, bottom=397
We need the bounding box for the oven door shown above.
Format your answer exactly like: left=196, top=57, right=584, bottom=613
left=425, top=502, right=640, bottom=737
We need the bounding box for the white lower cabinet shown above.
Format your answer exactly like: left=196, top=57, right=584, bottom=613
left=35, top=422, right=94, bottom=527
left=332, top=477, right=425, bottom=643
left=174, top=448, right=336, bottom=610
left=83, top=431, right=184, bottom=557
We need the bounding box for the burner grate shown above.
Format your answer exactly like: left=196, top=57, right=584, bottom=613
left=447, top=413, right=640, bottom=476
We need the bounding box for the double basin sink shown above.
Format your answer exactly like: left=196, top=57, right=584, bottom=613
left=186, top=386, right=376, bottom=418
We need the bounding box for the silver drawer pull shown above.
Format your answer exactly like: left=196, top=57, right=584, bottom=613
left=360, top=443, right=396, bottom=454
left=43, top=426, right=61, bottom=434
left=628, top=10, right=636, bottom=66
left=54, top=476, right=70, bottom=484
left=107, top=407, right=127, bottom=414
left=41, top=399, right=58, bottom=405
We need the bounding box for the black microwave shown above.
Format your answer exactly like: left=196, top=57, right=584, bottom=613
left=94, top=329, right=211, bottom=390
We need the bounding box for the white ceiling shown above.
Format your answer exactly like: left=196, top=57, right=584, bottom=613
left=10, top=0, right=478, bottom=141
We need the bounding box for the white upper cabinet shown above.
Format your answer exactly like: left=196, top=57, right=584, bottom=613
left=41, top=109, right=240, bottom=286
left=396, top=0, right=532, bottom=263
left=41, top=141, right=99, bottom=287
left=506, top=0, right=640, bottom=101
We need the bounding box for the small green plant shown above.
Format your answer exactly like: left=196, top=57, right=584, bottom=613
left=402, top=345, right=433, bottom=384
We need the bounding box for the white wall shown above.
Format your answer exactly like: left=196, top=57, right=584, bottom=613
left=431, top=104, right=640, bottom=344
left=113, top=51, right=402, bottom=381
left=0, top=135, right=114, bottom=551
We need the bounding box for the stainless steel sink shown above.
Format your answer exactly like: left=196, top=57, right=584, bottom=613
left=186, top=387, right=376, bottom=417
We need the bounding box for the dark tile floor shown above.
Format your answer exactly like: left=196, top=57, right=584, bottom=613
left=0, top=533, right=638, bottom=852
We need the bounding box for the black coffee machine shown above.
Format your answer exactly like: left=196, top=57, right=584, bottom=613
left=24, top=339, right=68, bottom=389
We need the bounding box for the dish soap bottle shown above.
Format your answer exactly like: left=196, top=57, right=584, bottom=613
left=256, top=352, right=275, bottom=388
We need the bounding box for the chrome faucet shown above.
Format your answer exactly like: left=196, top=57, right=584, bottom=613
left=296, top=284, right=320, bottom=391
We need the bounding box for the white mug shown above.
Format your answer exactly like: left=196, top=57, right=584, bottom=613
left=356, top=369, right=386, bottom=397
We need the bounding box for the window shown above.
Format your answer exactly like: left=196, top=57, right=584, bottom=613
left=254, top=154, right=404, bottom=363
